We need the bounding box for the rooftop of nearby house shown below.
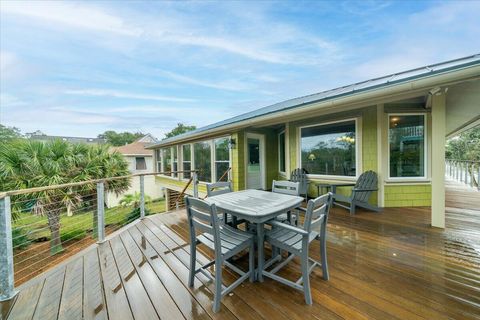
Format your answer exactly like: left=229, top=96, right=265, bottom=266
left=148, top=54, right=480, bottom=149
left=112, top=134, right=157, bottom=156
left=26, top=130, right=107, bottom=144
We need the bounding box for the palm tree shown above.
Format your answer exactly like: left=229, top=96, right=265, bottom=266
left=0, top=139, right=130, bottom=254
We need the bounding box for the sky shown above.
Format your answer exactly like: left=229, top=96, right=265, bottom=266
left=1, top=0, right=479, bottom=139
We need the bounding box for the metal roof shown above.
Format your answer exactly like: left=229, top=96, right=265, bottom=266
left=151, top=54, right=480, bottom=148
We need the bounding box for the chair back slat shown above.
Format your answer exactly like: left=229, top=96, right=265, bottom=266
left=353, top=170, right=377, bottom=202
left=272, top=180, right=300, bottom=196
left=290, top=168, right=308, bottom=195
left=303, top=193, right=332, bottom=234
left=207, top=181, right=233, bottom=197
left=185, top=196, right=221, bottom=250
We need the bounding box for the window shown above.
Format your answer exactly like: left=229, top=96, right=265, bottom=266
left=215, top=138, right=230, bottom=181
left=194, top=141, right=211, bottom=182
left=389, top=115, right=426, bottom=178
left=278, top=131, right=286, bottom=173
left=172, top=147, right=178, bottom=178
left=155, top=149, right=161, bottom=172
left=135, top=157, right=147, bottom=170
left=182, top=144, right=192, bottom=179
left=300, top=119, right=357, bottom=176
left=161, top=148, right=171, bottom=174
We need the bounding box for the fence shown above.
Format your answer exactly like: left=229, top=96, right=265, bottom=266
left=445, top=159, right=480, bottom=191
left=0, top=170, right=197, bottom=301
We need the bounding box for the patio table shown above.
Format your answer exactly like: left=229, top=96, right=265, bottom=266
left=206, top=189, right=304, bottom=281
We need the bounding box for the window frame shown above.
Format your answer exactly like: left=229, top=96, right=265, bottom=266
left=278, top=130, right=286, bottom=175
left=181, top=143, right=193, bottom=180
left=297, top=117, right=361, bottom=181
left=135, top=156, right=147, bottom=171
left=387, top=113, right=428, bottom=181
left=213, top=136, right=232, bottom=182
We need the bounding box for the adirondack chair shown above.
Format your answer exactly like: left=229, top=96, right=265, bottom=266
left=290, top=168, right=309, bottom=201
left=185, top=196, right=255, bottom=313
left=271, top=180, right=300, bottom=224
left=264, top=193, right=332, bottom=305
left=206, top=181, right=244, bottom=227
left=331, top=170, right=380, bottom=215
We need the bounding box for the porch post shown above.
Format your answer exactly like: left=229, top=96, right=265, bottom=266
left=431, top=91, right=446, bottom=228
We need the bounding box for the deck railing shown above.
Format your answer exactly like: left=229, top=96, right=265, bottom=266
left=0, top=170, right=197, bottom=302
left=445, top=159, right=480, bottom=190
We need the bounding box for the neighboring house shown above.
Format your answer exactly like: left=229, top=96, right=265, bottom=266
left=26, top=130, right=106, bottom=144
left=106, top=134, right=163, bottom=207
left=148, top=55, right=480, bottom=228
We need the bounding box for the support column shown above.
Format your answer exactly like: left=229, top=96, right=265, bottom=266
left=431, top=91, right=446, bottom=228
left=376, top=104, right=385, bottom=207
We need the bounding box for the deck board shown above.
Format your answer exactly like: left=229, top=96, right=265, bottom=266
left=5, top=185, right=480, bottom=320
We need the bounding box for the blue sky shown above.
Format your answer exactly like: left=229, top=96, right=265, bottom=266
left=1, top=1, right=479, bottom=139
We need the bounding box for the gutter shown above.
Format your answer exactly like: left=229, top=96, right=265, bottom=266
left=148, top=63, right=480, bottom=149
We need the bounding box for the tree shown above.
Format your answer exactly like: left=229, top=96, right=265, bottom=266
left=0, top=124, right=22, bottom=140
left=98, top=130, right=144, bottom=146
left=163, top=123, right=196, bottom=139
left=446, top=126, right=480, bottom=162
left=0, top=139, right=130, bottom=254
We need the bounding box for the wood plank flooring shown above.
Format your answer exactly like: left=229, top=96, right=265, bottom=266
left=3, top=186, right=480, bottom=320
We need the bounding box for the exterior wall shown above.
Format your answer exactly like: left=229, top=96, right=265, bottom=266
left=384, top=185, right=431, bottom=207
left=231, top=130, right=245, bottom=191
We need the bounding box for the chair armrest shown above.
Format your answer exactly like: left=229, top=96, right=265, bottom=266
left=268, top=220, right=309, bottom=236
left=353, top=188, right=378, bottom=192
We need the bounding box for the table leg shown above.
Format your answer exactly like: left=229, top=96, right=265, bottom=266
left=256, top=223, right=264, bottom=282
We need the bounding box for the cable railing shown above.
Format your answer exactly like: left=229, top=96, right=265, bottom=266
left=445, top=159, right=480, bottom=191
left=0, top=170, right=197, bottom=302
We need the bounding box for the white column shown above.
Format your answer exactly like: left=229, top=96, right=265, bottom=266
left=431, top=91, right=446, bottom=228
left=376, top=104, right=385, bottom=207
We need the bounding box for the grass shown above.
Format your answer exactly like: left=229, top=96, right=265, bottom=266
left=12, top=199, right=166, bottom=246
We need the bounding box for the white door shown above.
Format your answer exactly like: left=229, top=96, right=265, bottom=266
left=245, top=133, right=265, bottom=190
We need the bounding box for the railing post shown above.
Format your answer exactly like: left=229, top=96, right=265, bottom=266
left=464, top=162, right=468, bottom=185
left=193, top=172, right=199, bottom=198
left=0, top=196, right=17, bottom=301
left=477, top=164, right=480, bottom=191
left=96, top=182, right=105, bottom=243
left=140, top=175, right=145, bottom=219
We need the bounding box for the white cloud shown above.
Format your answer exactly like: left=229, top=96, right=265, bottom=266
left=156, top=69, right=252, bottom=91
left=1, top=1, right=141, bottom=36
left=64, top=89, right=195, bottom=102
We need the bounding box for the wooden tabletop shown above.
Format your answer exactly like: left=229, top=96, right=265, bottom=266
left=206, top=189, right=304, bottom=223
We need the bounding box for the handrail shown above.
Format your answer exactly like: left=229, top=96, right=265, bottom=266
left=445, top=159, right=479, bottom=190
left=0, top=170, right=197, bottom=199
left=174, top=175, right=195, bottom=206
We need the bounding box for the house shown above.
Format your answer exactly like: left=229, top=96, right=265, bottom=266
left=148, top=54, right=480, bottom=228
left=107, top=134, right=163, bottom=207
left=26, top=130, right=107, bottom=144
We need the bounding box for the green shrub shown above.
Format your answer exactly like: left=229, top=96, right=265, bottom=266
left=12, top=227, right=32, bottom=250
left=126, top=207, right=151, bottom=223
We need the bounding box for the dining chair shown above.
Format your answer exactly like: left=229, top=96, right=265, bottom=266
left=263, top=193, right=332, bottom=305
left=271, top=180, right=300, bottom=224
left=185, top=196, right=255, bottom=313
left=206, top=181, right=244, bottom=227
left=289, top=168, right=309, bottom=201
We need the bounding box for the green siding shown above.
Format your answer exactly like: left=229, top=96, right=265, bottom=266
left=231, top=130, right=245, bottom=191
left=384, top=185, right=431, bottom=207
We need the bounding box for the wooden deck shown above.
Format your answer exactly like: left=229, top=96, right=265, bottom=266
left=3, top=187, right=480, bottom=320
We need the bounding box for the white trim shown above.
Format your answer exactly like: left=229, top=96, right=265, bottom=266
left=278, top=130, right=286, bottom=175
left=285, top=123, right=291, bottom=179
left=387, top=113, right=428, bottom=180
left=212, top=136, right=232, bottom=182
left=245, top=132, right=266, bottom=190
left=297, top=117, right=361, bottom=179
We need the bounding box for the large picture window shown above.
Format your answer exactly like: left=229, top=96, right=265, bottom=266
left=194, top=141, right=211, bottom=182
left=389, top=115, right=425, bottom=178
left=161, top=148, right=171, bottom=174
left=172, top=147, right=178, bottom=178
left=215, top=138, right=230, bottom=181
left=300, top=120, right=357, bottom=176
left=182, top=144, right=191, bottom=179
left=279, top=131, right=286, bottom=173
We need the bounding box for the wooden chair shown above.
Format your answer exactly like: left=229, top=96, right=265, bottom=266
left=206, top=181, right=243, bottom=227
left=263, top=193, right=332, bottom=305
left=290, top=168, right=309, bottom=201
left=332, top=170, right=380, bottom=215
left=185, top=196, right=255, bottom=313
left=272, top=180, right=300, bottom=224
